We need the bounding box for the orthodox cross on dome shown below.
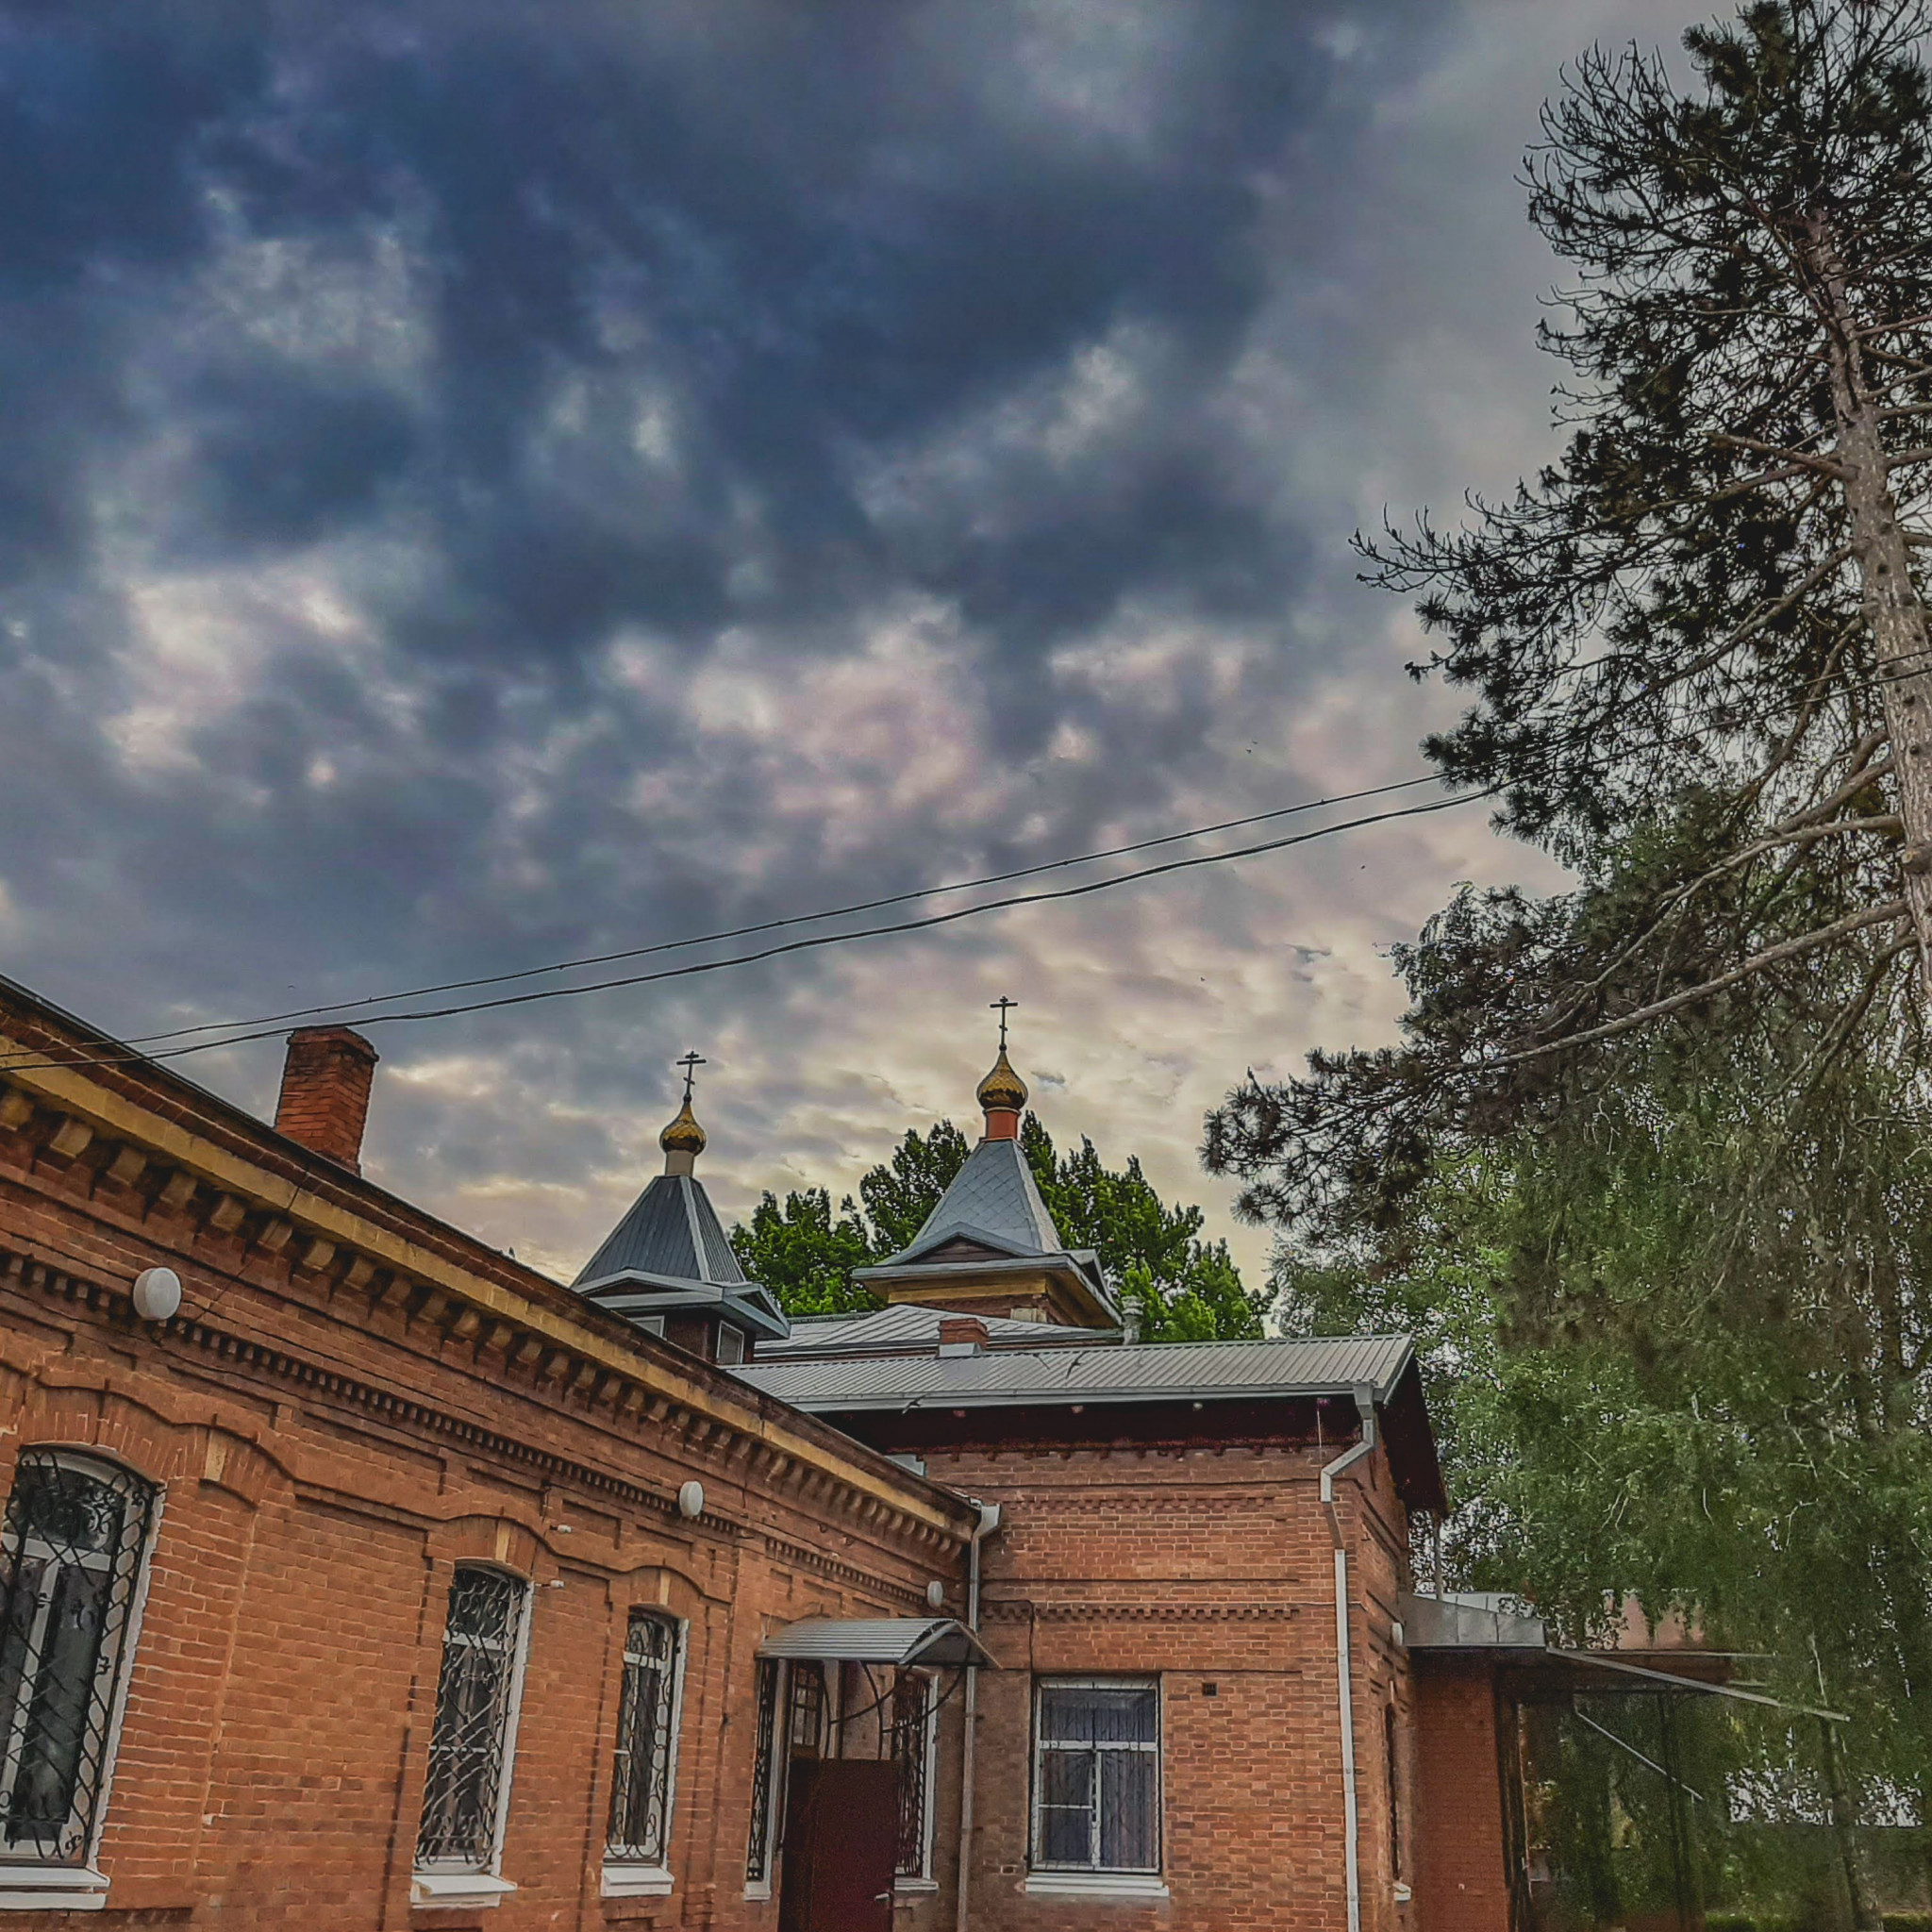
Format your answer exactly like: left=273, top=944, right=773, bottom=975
left=976, top=1001, right=1027, bottom=1139
left=990, top=997, right=1017, bottom=1053
left=659, top=1052, right=709, bottom=1174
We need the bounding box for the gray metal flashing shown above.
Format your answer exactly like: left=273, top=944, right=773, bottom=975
left=732, top=1333, right=1416, bottom=1412
left=855, top=1252, right=1101, bottom=1287
left=1400, top=1591, right=1548, bottom=1651
left=755, top=1301, right=1118, bottom=1359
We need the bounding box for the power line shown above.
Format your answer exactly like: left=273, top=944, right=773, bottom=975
left=125, top=774, right=1444, bottom=1048
left=0, top=791, right=1484, bottom=1076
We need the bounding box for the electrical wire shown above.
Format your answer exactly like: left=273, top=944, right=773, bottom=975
left=0, top=791, right=1484, bottom=1075
left=124, top=774, right=1445, bottom=1048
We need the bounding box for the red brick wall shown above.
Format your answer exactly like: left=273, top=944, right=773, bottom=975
left=0, top=1023, right=975, bottom=1931
left=1411, top=1659, right=1511, bottom=1932
left=920, top=1432, right=1419, bottom=1932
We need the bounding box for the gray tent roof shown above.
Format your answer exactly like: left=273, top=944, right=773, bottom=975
left=573, top=1171, right=790, bottom=1341
left=883, top=1138, right=1064, bottom=1265
left=574, top=1174, right=746, bottom=1293
left=734, top=1332, right=1417, bottom=1412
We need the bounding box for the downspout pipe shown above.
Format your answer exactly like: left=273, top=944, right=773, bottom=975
left=1320, top=1389, right=1378, bottom=1932
left=955, top=1499, right=1001, bottom=1932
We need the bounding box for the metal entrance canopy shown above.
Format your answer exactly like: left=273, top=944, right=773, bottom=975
left=757, top=1618, right=996, bottom=1669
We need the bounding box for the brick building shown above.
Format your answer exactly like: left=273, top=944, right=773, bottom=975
left=0, top=972, right=1709, bottom=1930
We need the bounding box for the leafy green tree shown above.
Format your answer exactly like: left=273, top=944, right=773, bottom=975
left=858, top=1122, right=973, bottom=1256
left=1221, top=873, right=1932, bottom=1931
left=730, top=1187, right=874, bottom=1317
left=731, top=1116, right=1270, bottom=1340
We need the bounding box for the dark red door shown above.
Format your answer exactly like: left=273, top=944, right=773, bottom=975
left=777, top=1758, right=898, bottom=1932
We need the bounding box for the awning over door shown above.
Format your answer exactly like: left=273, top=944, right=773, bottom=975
left=757, top=1617, right=996, bottom=1669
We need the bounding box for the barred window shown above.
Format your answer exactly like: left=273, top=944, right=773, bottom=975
left=0, top=1452, right=158, bottom=1866
left=607, top=1612, right=682, bottom=1865
left=1031, top=1678, right=1160, bottom=1874
left=744, top=1660, right=781, bottom=1885
left=890, top=1671, right=935, bottom=1880
left=417, top=1568, right=529, bottom=1874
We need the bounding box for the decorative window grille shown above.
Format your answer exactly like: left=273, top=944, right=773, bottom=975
left=744, top=1661, right=781, bottom=1885
left=416, top=1567, right=529, bottom=1873
left=1030, top=1678, right=1161, bottom=1874
left=0, top=1452, right=158, bottom=1866
left=607, top=1612, right=682, bottom=1865
left=890, top=1671, right=935, bottom=1879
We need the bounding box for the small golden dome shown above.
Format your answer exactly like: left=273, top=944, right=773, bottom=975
left=659, top=1096, right=708, bottom=1159
left=975, top=1047, right=1028, bottom=1114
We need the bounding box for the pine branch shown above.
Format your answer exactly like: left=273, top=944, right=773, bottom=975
left=1497, top=900, right=1910, bottom=1065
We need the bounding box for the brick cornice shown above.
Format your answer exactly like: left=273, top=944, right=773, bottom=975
left=0, top=1233, right=961, bottom=1568
left=0, top=1004, right=974, bottom=1548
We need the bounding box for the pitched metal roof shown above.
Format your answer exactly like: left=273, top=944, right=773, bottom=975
left=573, top=1174, right=748, bottom=1293
left=732, top=1332, right=1415, bottom=1412
left=757, top=1617, right=996, bottom=1668
left=758, top=1303, right=1117, bottom=1359
left=884, top=1138, right=1064, bottom=1264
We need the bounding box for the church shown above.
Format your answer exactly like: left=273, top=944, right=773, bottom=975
left=0, top=971, right=1728, bottom=1929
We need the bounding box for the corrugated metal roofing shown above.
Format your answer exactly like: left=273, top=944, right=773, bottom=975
left=572, top=1173, right=748, bottom=1292
left=732, top=1332, right=1415, bottom=1411
left=884, top=1138, right=1064, bottom=1265
left=756, top=1303, right=1114, bottom=1359
left=757, top=1618, right=996, bottom=1668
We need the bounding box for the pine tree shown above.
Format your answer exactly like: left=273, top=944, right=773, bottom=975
left=1356, top=0, right=1932, bottom=1054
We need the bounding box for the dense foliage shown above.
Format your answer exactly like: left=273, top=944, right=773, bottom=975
left=732, top=1114, right=1270, bottom=1340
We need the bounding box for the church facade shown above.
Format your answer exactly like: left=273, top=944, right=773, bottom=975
left=0, top=971, right=1581, bottom=1931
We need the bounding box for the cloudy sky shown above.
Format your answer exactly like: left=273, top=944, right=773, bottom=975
left=0, top=0, right=1696, bottom=1287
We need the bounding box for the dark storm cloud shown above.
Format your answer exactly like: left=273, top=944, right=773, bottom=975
left=0, top=0, right=1677, bottom=1279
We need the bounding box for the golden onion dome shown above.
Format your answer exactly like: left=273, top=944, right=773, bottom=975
left=975, top=1047, right=1028, bottom=1114
left=658, top=1096, right=708, bottom=1159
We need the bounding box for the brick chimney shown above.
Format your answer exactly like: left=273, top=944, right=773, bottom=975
left=274, top=1026, right=379, bottom=1172
left=938, top=1314, right=991, bottom=1357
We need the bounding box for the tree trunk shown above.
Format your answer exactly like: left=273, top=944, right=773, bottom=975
left=1808, top=216, right=1932, bottom=995
left=1818, top=1714, right=1883, bottom=1932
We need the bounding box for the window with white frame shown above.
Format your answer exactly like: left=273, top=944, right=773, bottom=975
left=744, top=1660, right=782, bottom=1888
left=607, top=1610, right=683, bottom=1867
left=1031, top=1678, right=1161, bottom=1874
left=0, top=1451, right=158, bottom=1868
left=890, top=1670, right=936, bottom=1880
left=416, top=1567, right=530, bottom=1874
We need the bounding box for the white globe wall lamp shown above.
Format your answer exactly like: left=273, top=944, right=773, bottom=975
left=131, top=1267, right=182, bottom=1323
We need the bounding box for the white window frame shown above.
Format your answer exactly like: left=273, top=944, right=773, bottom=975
left=891, top=1669, right=939, bottom=1888
left=600, top=1609, right=687, bottom=1899
left=1028, top=1676, right=1163, bottom=1880
left=0, top=1451, right=163, bottom=1915
left=411, top=1565, right=532, bottom=1912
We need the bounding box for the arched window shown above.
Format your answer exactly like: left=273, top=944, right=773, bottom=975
left=606, top=1610, right=684, bottom=1870
left=0, top=1450, right=159, bottom=1866
left=416, top=1566, right=530, bottom=1875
